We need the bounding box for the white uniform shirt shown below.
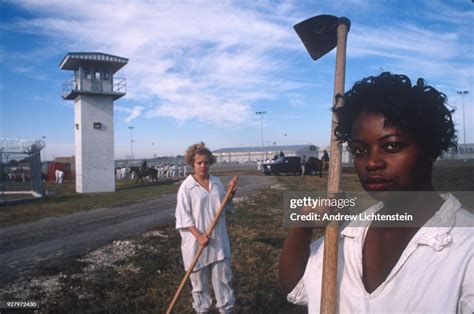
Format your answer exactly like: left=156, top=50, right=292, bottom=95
left=288, top=193, right=474, bottom=313
left=175, top=175, right=233, bottom=271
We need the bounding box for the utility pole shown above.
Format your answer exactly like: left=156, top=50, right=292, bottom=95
left=256, top=111, right=266, bottom=160
left=457, top=90, right=469, bottom=144
left=42, top=136, right=46, bottom=161
left=128, top=126, right=135, bottom=160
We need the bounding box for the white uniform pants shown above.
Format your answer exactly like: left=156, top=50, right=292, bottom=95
left=189, top=258, right=234, bottom=313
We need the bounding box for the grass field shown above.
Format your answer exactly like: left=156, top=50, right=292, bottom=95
left=1, top=162, right=473, bottom=313
left=1, top=173, right=348, bottom=313
left=0, top=179, right=180, bottom=226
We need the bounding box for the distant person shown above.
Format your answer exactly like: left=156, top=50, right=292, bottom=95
left=141, top=160, right=148, bottom=171
left=183, top=164, right=188, bottom=177
left=280, top=72, right=473, bottom=313
left=175, top=142, right=237, bottom=313
left=164, top=164, right=170, bottom=177
left=55, top=169, right=64, bottom=184
left=178, top=163, right=184, bottom=177
left=322, top=149, right=330, bottom=170
left=300, top=155, right=306, bottom=177
left=257, top=160, right=262, bottom=171
left=279, top=150, right=285, bottom=157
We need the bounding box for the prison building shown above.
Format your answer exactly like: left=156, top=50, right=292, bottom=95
left=212, top=145, right=319, bottom=164
left=213, top=143, right=353, bottom=164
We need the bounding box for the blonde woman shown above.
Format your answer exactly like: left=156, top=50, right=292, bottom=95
left=175, top=142, right=236, bottom=313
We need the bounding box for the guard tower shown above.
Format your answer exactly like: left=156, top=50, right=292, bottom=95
left=60, top=52, right=128, bottom=193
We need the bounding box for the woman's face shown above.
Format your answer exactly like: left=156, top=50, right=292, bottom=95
left=193, top=154, right=210, bottom=177
left=350, top=111, right=432, bottom=198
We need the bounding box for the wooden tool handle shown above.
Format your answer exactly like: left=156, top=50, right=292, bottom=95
left=320, top=19, right=350, bottom=314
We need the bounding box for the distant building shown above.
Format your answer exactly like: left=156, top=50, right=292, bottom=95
left=213, top=144, right=353, bottom=164
left=440, top=143, right=474, bottom=160
left=212, top=144, right=319, bottom=163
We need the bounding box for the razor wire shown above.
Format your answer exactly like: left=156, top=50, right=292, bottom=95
left=0, top=138, right=45, bottom=154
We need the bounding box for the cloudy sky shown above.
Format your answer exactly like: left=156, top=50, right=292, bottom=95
left=1, top=0, right=472, bottom=159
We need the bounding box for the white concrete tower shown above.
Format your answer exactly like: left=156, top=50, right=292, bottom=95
left=60, top=52, right=128, bottom=193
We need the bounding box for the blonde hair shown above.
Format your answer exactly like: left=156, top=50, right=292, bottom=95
left=184, top=142, right=216, bottom=166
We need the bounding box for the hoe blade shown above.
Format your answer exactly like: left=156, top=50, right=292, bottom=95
left=294, top=15, right=339, bottom=61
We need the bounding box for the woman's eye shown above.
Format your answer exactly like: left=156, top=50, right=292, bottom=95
left=349, top=146, right=367, bottom=156
left=384, top=142, right=405, bottom=152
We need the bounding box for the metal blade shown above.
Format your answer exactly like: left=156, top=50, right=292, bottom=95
left=294, top=15, right=339, bottom=61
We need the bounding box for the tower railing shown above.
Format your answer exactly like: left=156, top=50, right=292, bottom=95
left=62, top=76, right=127, bottom=98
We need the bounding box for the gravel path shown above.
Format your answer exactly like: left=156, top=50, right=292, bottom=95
left=0, top=175, right=275, bottom=285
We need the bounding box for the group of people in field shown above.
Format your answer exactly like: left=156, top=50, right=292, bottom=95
left=172, top=72, right=473, bottom=313
left=115, top=163, right=187, bottom=181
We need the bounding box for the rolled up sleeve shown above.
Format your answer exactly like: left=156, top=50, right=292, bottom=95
left=287, top=277, right=308, bottom=305
left=175, top=185, right=194, bottom=229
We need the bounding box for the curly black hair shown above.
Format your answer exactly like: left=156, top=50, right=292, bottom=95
left=334, top=72, right=457, bottom=157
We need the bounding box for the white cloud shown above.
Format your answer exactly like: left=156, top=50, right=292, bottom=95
left=115, top=105, right=144, bottom=124
left=9, top=0, right=303, bottom=126
left=5, top=0, right=473, bottom=130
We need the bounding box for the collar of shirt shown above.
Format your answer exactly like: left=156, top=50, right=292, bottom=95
left=340, top=193, right=460, bottom=251
left=187, top=174, right=218, bottom=191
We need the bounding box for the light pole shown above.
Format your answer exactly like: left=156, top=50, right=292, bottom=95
left=128, top=126, right=135, bottom=160
left=457, top=90, right=469, bottom=144
left=256, top=111, right=266, bottom=160
left=42, top=136, right=46, bottom=161
left=152, top=142, right=156, bottom=158
left=284, top=133, right=287, bottom=146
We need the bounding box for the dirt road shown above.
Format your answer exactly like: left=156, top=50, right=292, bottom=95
left=0, top=175, right=275, bottom=285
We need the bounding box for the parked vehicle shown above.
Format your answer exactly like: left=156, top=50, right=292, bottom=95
left=262, top=156, right=301, bottom=175
left=262, top=156, right=325, bottom=176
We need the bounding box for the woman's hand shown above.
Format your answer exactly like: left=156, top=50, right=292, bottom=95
left=187, top=226, right=210, bottom=247
left=228, top=176, right=238, bottom=200
left=228, top=176, right=238, bottom=192
left=197, top=233, right=210, bottom=247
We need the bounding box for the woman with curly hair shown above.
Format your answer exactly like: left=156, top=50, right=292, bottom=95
left=279, top=72, right=473, bottom=313
left=175, top=142, right=236, bottom=313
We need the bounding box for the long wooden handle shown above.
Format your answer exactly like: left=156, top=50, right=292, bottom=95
left=320, top=19, right=350, bottom=314
left=166, top=176, right=238, bottom=314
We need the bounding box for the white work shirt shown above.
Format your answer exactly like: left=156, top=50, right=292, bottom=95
left=175, top=175, right=233, bottom=271
left=288, top=193, right=474, bottom=313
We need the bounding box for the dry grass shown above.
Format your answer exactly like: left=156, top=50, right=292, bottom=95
left=0, top=179, right=179, bottom=226
left=1, top=173, right=361, bottom=313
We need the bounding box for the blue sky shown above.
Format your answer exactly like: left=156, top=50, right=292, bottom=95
left=0, top=0, right=473, bottom=160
